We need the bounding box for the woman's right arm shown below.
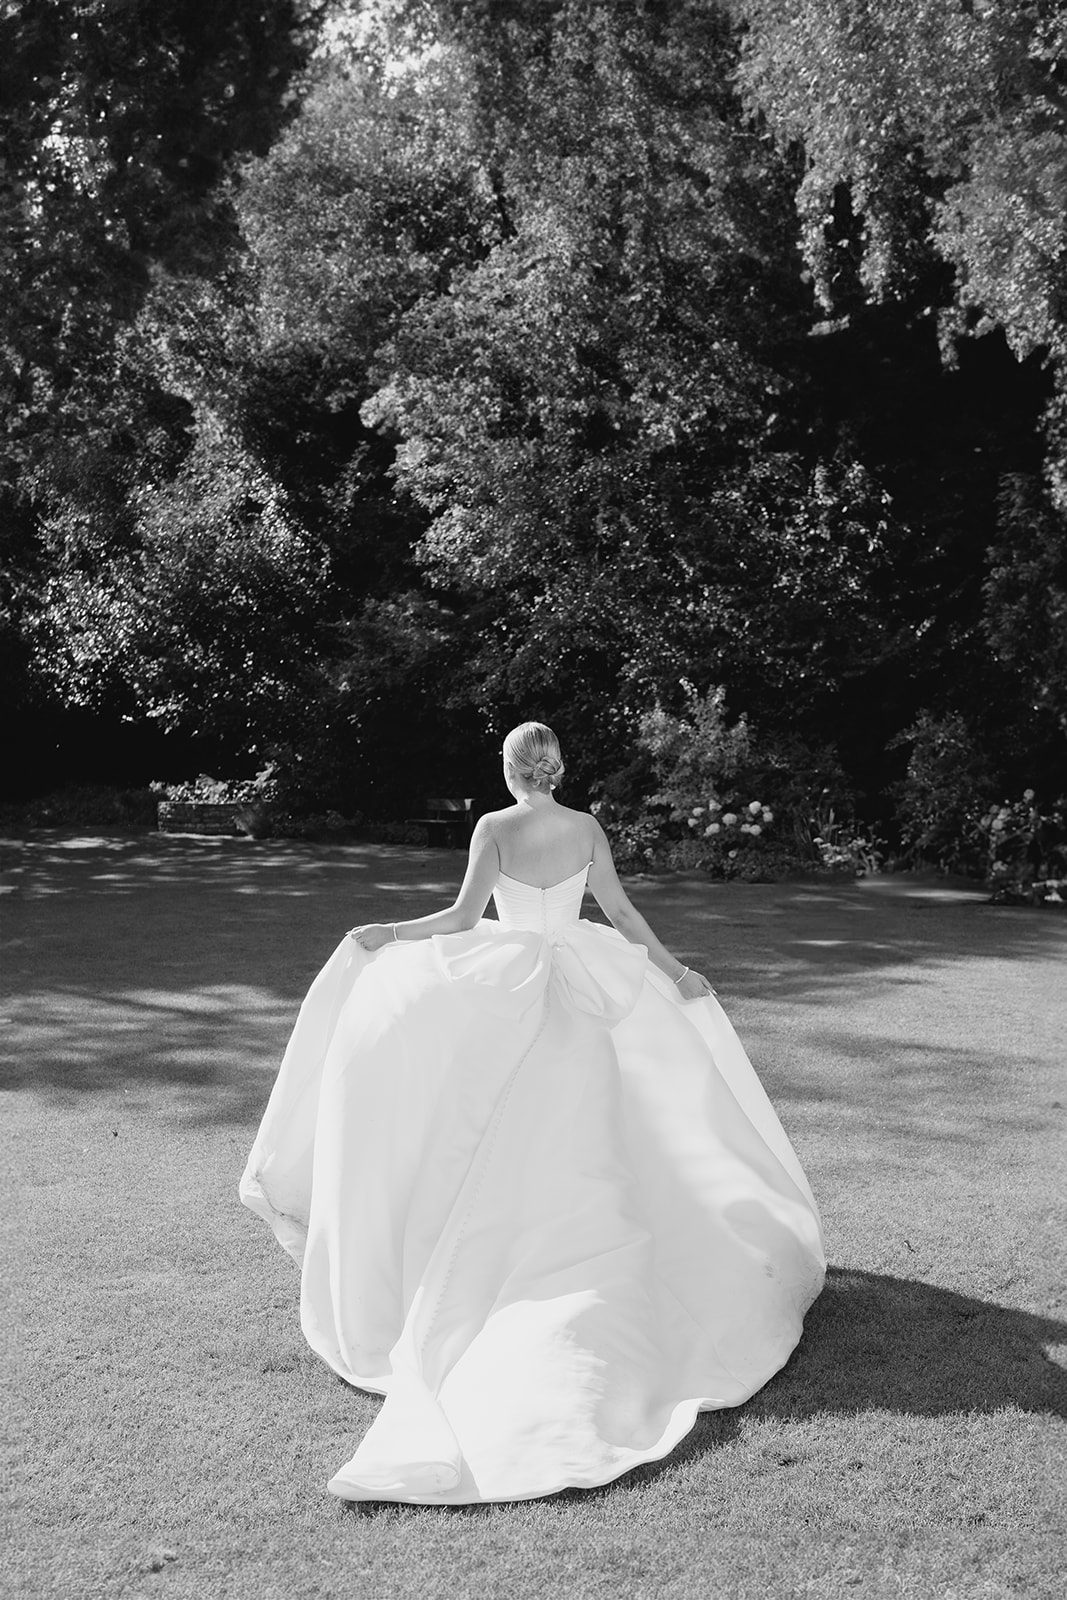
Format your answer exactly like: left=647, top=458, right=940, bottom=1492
left=349, top=817, right=499, bottom=949
left=587, top=818, right=715, bottom=1000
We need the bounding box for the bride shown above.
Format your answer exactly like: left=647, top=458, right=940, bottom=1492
left=240, top=721, right=825, bottom=1505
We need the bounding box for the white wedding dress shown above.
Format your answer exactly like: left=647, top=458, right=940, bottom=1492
left=240, top=864, right=825, bottom=1504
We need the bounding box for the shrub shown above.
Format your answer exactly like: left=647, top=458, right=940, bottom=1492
left=150, top=768, right=281, bottom=807
left=809, top=798, right=886, bottom=877
left=657, top=836, right=812, bottom=881
left=0, top=784, right=158, bottom=829
left=591, top=684, right=875, bottom=880
left=639, top=683, right=751, bottom=815
left=978, top=791, right=1067, bottom=904
left=588, top=805, right=662, bottom=874
left=893, top=710, right=993, bottom=872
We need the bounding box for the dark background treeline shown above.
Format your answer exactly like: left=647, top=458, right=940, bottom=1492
left=2, top=0, right=1064, bottom=856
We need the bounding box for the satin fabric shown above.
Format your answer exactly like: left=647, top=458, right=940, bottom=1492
left=240, top=865, right=825, bottom=1504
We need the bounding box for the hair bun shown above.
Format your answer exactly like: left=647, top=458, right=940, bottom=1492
left=502, top=721, right=565, bottom=791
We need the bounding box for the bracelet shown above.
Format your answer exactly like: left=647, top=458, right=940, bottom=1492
left=391, top=924, right=400, bottom=942
left=673, top=966, right=689, bottom=985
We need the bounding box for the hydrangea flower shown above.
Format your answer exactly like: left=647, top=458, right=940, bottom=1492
left=749, top=823, right=762, bottom=836
left=704, top=822, right=721, bottom=836
left=748, top=801, right=762, bottom=815
left=722, top=812, right=738, bottom=826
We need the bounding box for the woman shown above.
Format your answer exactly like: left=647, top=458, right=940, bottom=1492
left=241, top=722, right=825, bottom=1505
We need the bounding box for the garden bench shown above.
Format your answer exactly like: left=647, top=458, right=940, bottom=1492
left=409, top=797, right=476, bottom=848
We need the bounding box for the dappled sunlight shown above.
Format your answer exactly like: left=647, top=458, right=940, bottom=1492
left=2, top=979, right=296, bottom=1123
left=4, top=833, right=1064, bottom=1586
left=0, top=832, right=464, bottom=905
left=3, top=836, right=1063, bottom=1140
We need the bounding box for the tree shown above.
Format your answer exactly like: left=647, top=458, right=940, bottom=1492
left=734, top=0, right=1067, bottom=481
left=1, top=0, right=318, bottom=770
left=28, top=414, right=330, bottom=750
left=985, top=475, right=1067, bottom=738
left=353, top=3, right=895, bottom=783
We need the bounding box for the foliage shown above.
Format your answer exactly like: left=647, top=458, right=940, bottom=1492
left=893, top=711, right=994, bottom=872
left=27, top=418, right=331, bottom=749
left=636, top=682, right=852, bottom=845
left=3, top=0, right=1066, bottom=855
left=587, top=807, right=662, bottom=876
left=591, top=680, right=869, bottom=880
left=0, top=783, right=158, bottom=829
left=735, top=1, right=1067, bottom=361
left=0, top=0, right=315, bottom=482
left=978, top=791, right=1067, bottom=905
left=696, top=839, right=811, bottom=882
left=639, top=684, right=751, bottom=815
left=984, top=476, right=1067, bottom=736
left=151, top=767, right=281, bottom=807
left=684, top=797, right=776, bottom=847
left=237, top=64, right=502, bottom=389
left=356, top=9, right=893, bottom=746
left=809, top=800, right=886, bottom=877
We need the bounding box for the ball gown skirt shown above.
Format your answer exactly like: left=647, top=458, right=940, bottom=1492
left=240, top=865, right=826, bottom=1505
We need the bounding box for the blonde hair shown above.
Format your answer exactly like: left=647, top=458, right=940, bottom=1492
left=503, top=721, right=564, bottom=792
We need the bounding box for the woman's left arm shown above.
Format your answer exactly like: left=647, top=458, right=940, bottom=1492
left=349, top=818, right=500, bottom=950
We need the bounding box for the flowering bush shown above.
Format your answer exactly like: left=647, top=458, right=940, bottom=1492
left=977, top=791, right=1067, bottom=904
left=682, top=795, right=775, bottom=844
left=150, top=766, right=282, bottom=807
left=592, top=684, right=867, bottom=880
left=638, top=683, right=750, bottom=816
left=810, top=800, right=885, bottom=876
left=592, top=796, right=818, bottom=880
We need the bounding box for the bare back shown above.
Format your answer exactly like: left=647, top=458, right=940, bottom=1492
left=484, top=801, right=596, bottom=889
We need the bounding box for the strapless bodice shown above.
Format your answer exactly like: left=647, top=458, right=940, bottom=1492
left=492, top=864, right=590, bottom=936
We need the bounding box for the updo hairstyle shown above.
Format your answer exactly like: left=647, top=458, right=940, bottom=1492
left=503, top=721, right=565, bottom=792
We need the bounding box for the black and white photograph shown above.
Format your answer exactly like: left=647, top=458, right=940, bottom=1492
left=3, top=2, right=1065, bottom=1597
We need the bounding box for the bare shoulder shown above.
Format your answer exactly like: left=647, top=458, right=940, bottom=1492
left=585, top=812, right=614, bottom=855
left=475, top=806, right=513, bottom=834
left=472, top=809, right=508, bottom=845
left=555, top=803, right=601, bottom=854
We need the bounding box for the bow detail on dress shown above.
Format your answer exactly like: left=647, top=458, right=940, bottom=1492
left=433, top=921, right=647, bottom=1028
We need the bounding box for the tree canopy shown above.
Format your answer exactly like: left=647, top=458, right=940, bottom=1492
left=3, top=0, right=1064, bottom=831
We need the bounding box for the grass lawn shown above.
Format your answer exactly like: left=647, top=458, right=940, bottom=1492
left=2, top=832, right=1065, bottom=1600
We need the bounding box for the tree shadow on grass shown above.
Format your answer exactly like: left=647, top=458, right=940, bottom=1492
left=3, top=834, right=1064, bottom=1136
left=343, top=1265, right=1067, bottom=1520
left=6, top=835, right=1066, bottom=1007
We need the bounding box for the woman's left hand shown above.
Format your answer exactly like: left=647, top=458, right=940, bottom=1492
left=676, top=968, right=716, bottom=1002
left=347, top=923, right=395, bottom=951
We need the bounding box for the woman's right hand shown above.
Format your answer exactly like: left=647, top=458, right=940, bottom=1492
left=675, top=968, right=716, bottom=1002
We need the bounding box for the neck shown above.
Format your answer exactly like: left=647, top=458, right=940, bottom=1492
left=515, top=789, right=553, bottom=808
